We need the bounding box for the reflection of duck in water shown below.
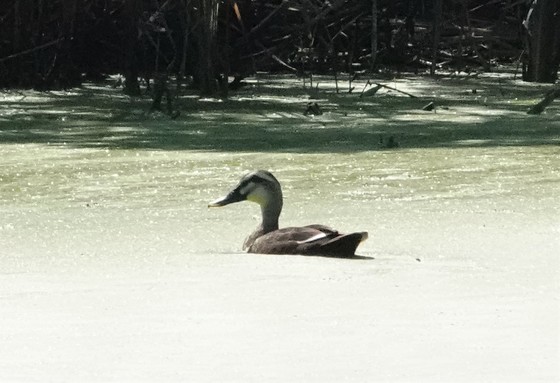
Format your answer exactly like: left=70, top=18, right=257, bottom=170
left=209, top=170, right=368, bottom=257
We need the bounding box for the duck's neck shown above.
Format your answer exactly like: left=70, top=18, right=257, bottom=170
left=259, top=201, right=281, bottom=233
left=243, top=201, right=281, bottom=251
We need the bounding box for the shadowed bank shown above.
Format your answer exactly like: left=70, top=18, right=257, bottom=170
left=1, top=75, right=559, bottom=152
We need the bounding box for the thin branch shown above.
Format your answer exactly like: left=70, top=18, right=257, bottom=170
left=527, top=88, right=560, bottom=114
left=0, top=38, right=63, bottom=63
left=255, top=40, right=298, bottom=72
left=372, top=82, right=417, bottom=98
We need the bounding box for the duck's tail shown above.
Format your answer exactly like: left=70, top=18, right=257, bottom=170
left=318, top=231, right=368, bottom=257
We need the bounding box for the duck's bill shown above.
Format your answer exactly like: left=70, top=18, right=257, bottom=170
left=208, top=195, right=230, bottom=207
left=208, top=190, right=244, bottom=207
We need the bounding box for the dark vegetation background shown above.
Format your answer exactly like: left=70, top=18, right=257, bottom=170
left=1, top=0, right=559, bottom=96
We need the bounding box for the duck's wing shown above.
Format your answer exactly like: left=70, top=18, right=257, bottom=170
left=247, top=226, right=333, bottom=255
left=247, top=226, right=368, bottom=257
left=303, top=224, right=339, bottom=235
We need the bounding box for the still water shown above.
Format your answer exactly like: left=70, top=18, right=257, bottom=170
left=1, top=143, right=557, bottom=260
left=0, top=78, right=559, bottom=381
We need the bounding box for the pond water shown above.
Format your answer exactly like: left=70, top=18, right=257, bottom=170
left=0, top=75, right=559, bottom=381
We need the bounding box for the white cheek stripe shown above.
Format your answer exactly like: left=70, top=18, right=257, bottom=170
left=240, top=182, right=255, bottom=196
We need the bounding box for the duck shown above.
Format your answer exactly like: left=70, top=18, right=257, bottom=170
left=208, top=170, right=368, bottom=257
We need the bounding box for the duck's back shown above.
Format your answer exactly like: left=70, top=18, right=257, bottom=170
left=246, top=225, right=367, bottom=257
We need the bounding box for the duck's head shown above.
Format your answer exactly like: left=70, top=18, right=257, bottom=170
left=208, top=170, right=283, bottom=209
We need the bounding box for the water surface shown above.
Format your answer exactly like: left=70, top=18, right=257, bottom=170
left=1, top=76, right=559, bottom=381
